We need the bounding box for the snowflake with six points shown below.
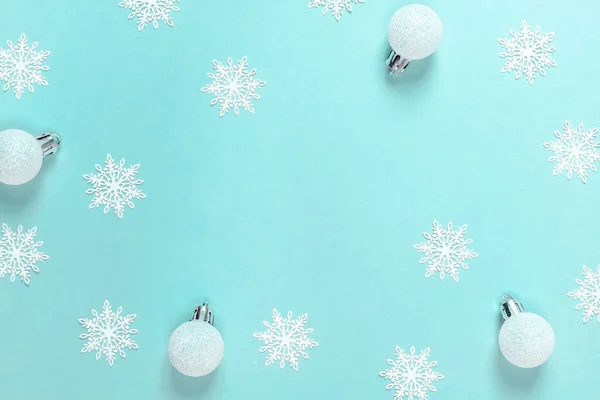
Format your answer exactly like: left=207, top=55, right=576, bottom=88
left=543, top=120, right=600, bottom=183
left=308, top=0, right=364, bottom=21
left=568, top=265, right=600, bottom=323
left=414, top=221, right=478, bottom=282
left=0, top=33, right=50, bottom=99
left=201, top=56, right=266, bottom=117
left=0, top=224, right=49, bottom=285
left=379, top=346, right=444, bottom=400
left=253, top=309, right=319, bottom=371
left=79, top=300, right=139, bottom=366
left=118, top=0, right=180, bottom=31
left=498, top=20, right=557, bottom=85
left=84, top=154, right=146, bottom=219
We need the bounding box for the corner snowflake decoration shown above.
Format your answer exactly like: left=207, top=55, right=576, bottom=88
left=308, top=0, right=364, bottom=21
left=0, top=33, right=50, bottom=99
left=379, top=346, right=444, bottom=400
left=568, top=265, right=600, bottom=323
left=543, top=121, right=600, bottom=183
left=79, top=300, right=139, bottom=366
left=253, top=309, right=319, bottom=371
left=498, top=20, right=557, bottom=85
left=118, top=0, right=180, bottom=31
left=0, top=224, right=49, bottom=285
left=201, top=56, right=267, bottom=117
left=414, top=221, right=478, bottom=282
left=84, top=154, right=146, bottom=219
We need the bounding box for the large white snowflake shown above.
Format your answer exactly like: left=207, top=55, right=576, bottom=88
left=498, top=20, right=557, bottom=85
left=308, top=0, right=364, bottom=21
left=379, top=346, right=445, bottom=400
left=201, top=56, right=266, bottom=117
left=253, top=309, right=319, bottom=371
left=0, top=224, right=49, bottom=285
left=543, top=121, right=600, bottom=183
left=79, top=300, right=139, bottom=366
left=568, top=265, right=600, bottom=323
left=84, top=154, right=146, bottom=219
left=0, top=33, right=50, bottom=99
left=118, top=0, right=180, bottom=31
left=414, top=221, right=478, bottom=282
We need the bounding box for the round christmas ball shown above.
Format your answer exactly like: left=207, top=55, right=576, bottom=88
left=168, top=320, right=224, bottom=377
left=0, top=129, right=44, bottom=185
left=388, top=4, right=443, bottom=61
left=498, top=312, right=555, bottom=368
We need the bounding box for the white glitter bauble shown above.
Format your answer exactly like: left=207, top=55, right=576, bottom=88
left=168, top=320, right=224, bottom=377
left=388, top=4, right=443, bottom=60
left=0, top=129, right=44, bottom=185
left=498, top=312, right=555, bottom=368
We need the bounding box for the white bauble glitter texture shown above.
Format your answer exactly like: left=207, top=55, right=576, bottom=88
left=168, top=320, right=224, bottom=377
left=388, top=4, right=443, bottom=60
left=498, top=312, right=555, bottom=368
left=0, top=129, right=43, bottom=185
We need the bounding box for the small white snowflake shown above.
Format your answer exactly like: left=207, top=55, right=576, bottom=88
left=0, top=224, right=49, bottom=285
left=544, top=121, right=600, bottom=183
left=414, top=221, right=478, bottom=282
left=84, top=154, right=146, bottom=219
left=201, top=56, right=266, bottom=117
left=498, top=20, right=557, bottom=85
left=308, top=0, right=364, bottom=21
left=0, top=33, right=50, bottom=99
left=79, top=300, right=139, bottom=366
left=253, top=309, right=319, bottom=371
left=568, top=265, right=600, bottom=323
left=118, top=0, right=180, bottom=31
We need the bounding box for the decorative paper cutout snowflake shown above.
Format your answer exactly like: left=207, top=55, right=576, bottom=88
left=543, top=121, right=600, bottom=183
left=79, top=300, right=139, bottom=366
left=84, top=154, right=146, bottom=219
left=414, top=221, right=478, bottom=282
left=0, top=224, right=49, bottom=285
left=498, top=20, right=557, bottom=85
left=379, top=346, right=444, bottom=400
left=568, top=265, right=600, bottom=323
left=253, top=309, right=319, bottom=371
left=201, top=56, right=266, bottom=117
left=0, top=33, right=50, bottom=99
left=118, top=0, right=180, bottom=31
left=308, top=0, right=364, bottom=21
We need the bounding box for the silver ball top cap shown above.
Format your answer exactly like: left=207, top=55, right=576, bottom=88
left=191, top=302, right=214, bottom=325
left=501, top=295, right=525, bottom=321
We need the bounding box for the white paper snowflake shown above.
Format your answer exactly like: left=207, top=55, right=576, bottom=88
left=414, top=221, right=478, bottom=282
left=118, top=0, right=180, bottom=31
left=498, top=20, right=557, bottom=85
left=201, top=56, right=266, bottom=117
left=0, top=224, right=49, bottom=285
left=84, top=154, right=146, bottom=219
left=0, top=33, right=50, bottom=99
left=543, top=121, right=600, bottom=183
left=253, top=309, right=319, bottom=371
left=568, top=265, right=600, bottom=323
left=308, top=0, right=364, bottom=21
left=379, top=346, right=444, bottom=400
left=79, top=300, right=139, bottom=366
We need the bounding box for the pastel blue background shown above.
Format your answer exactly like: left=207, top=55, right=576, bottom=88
left=1, top=0, right=599, bottom=399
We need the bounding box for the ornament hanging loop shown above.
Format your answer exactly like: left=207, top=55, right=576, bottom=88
left=191, top=302, right=214, bottom=326
left=501, top=294, right=525, bottom=320
left=36, top=133, right=61, bottom=158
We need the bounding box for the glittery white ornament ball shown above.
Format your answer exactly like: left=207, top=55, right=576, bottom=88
left=0, top=129, right=43, bottom=185
left=498, top=312, right=555, bottom=368
left=168, top=320, right=224, bottom=377
left=388, top=4, right=443, bottom=60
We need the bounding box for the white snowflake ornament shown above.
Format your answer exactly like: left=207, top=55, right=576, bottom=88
left=0, top=224, right=49, bottom=285
left=84, top=154, right=146, bottom=219
left=498, top=20, right=557, bottom=85
left=79, top=300, right=139, bottom=366
left=544, top=121, right=600, bottom=183
left=414, top=221, right=478, bottom=282
left=0, top=33, right=50, bottom=99
left=118, top=0, right=180, bottom=31
left=379, top=346, right=444, bottom=400
left=201, top=57, right=266, bottom=117
left=253, top=309, right=319, bottom=371
left=308, top=0, right=364, bottom=21
left=568, top=265, right=600, bottom=323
